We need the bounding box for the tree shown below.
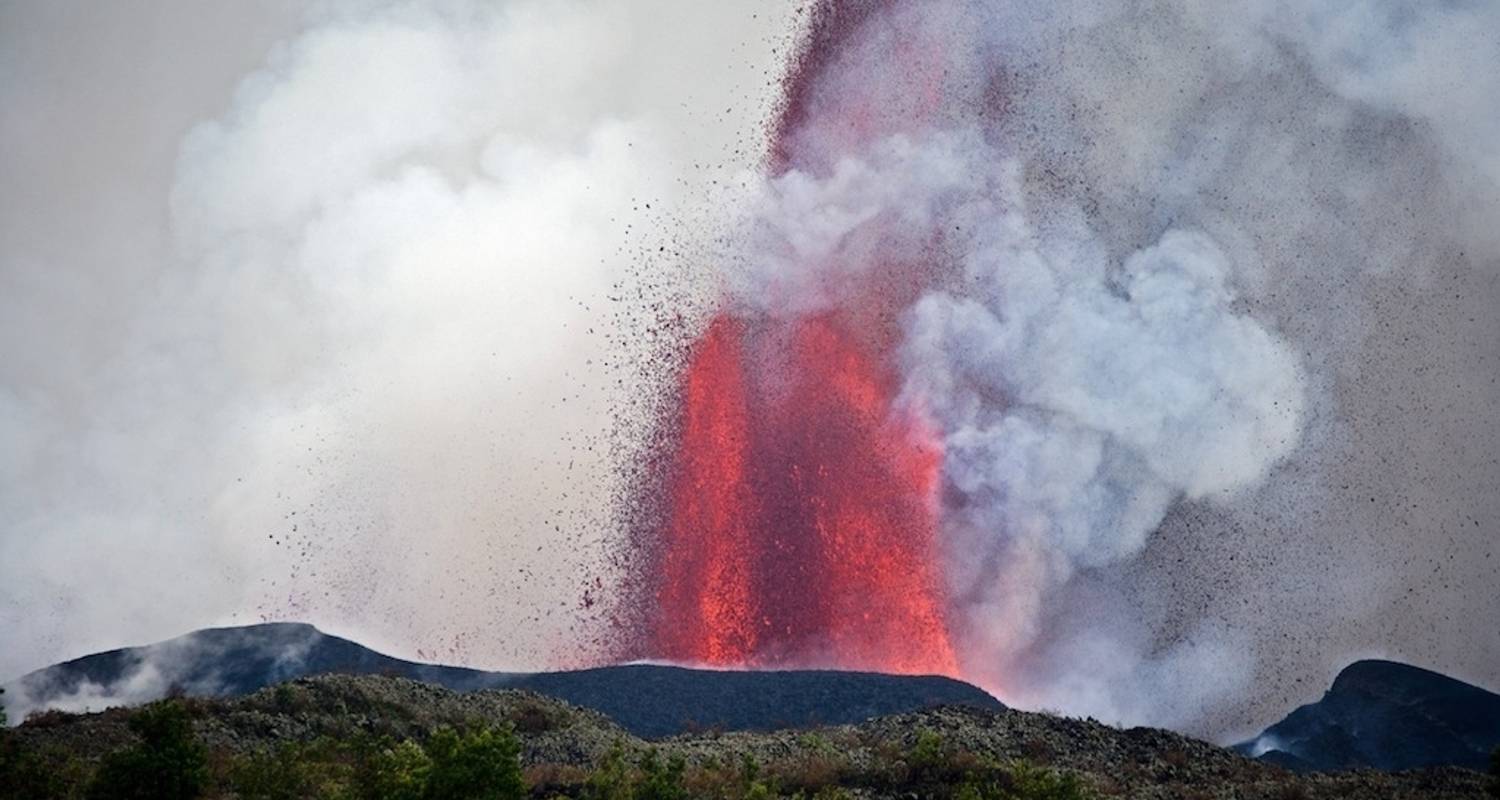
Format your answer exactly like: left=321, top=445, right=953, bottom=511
left=422, top=725, right=525, bottom=800
left=633, top=748, right=687, bottom=800
left=88, top=700, right=208, bottom=800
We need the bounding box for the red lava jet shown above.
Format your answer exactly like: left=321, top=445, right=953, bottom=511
left=651, top=311, right=956, bottom=675
left=635, top=0, right=965, bottom=677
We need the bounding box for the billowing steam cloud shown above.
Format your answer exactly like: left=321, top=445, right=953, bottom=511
left=1, top=0, right=794, bottom=683
left=723, top=0, right=1500, bottom=735
left=729, top=123, right=1305, bottom=727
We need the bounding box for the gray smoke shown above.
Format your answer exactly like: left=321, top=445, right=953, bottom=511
left=728, top=0, right=1500, bottom=736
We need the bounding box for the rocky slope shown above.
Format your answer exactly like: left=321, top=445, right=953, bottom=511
left=7, top=674, right=1492, bottom=799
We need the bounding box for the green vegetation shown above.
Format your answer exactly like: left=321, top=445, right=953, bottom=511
left=423, top=726, right=526, bottom=800
left=580, top=743, right=690, bottom=800
left=7, top=712, right=1094, bottom=799
left=1487, top=745, right=1499, bottom=798
left=88, top=700, right=208, bottom=800
left=1, top=692, right=1098, bottom=800
left=889, top=728, right=1091, bottom=800
left=2, top=700, right=529, bottom=800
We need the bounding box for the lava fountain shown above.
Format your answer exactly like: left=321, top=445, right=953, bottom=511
left=629, top=0, right=966, bottom=676
left=649, top=310, right=956, bottom=675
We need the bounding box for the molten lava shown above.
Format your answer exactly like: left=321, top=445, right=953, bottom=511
left=635, top=0, right=969, bottom=676
left=649, top=312, right=957, bottom=675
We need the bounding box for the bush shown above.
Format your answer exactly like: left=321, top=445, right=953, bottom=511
left=230, top=744, right=320, bottom=800
left=363, top=739, right=431, bottom=800
left=423, top=725, right=525, bottom=800
left=958, top=760, right=1093, bottom=800
left=230, top=738, right=360, bottom=800
left=510, top=698, right=558, bottom=734
left=577, top=743, right=692, bottom=800
left=909, top=728, right=949, bottom=780
left=3, top=739, right=83, bottom=799
left=634, top=748, right=686, bottom=800
left=583, top=743, right=633, bottom=800
left=227, top=726, right=524, bottom=800
left=88, top=700, right=208, bottom=800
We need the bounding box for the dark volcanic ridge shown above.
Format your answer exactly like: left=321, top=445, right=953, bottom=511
left=1236, top=659, right=1500, bottom=773
left=2, top=622, right=1000, bottom=738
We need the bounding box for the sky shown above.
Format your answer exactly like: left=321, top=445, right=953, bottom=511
left=1, top=0, right=1496, bottom=742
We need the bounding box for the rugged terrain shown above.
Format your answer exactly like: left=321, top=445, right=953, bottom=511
left=5, top=674, right=1493, bottom=799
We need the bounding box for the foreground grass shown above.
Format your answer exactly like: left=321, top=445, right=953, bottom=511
left=1, top=698, right=1091, bottom=800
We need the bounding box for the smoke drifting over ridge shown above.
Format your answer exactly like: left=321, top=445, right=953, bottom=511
left=3, top=0, right=1498, bottom=741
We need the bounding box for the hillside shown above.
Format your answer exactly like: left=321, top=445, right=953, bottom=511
left=3, top=623, right=1002, bottom=737
left=4, top=674, right=1493, bottom=799
left=1236, top=660, right=1500, bottom=772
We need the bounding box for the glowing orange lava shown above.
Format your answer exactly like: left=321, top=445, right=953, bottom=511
left=649, top=312, right=957, bottom=676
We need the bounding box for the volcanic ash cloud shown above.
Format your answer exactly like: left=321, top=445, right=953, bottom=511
left=725, top=123, right=1303, bottom=709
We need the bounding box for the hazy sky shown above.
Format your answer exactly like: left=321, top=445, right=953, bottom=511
left=2, top=0, right=1496, bottom=743
left=0, top=0, right=798, bottom=678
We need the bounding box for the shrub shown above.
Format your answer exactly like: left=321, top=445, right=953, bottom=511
left=959, top=760, right=1093, bottom=800
left=230, top=744, right=319, bottom=800
left=2, top=739, right=80, bottom=799
left=423, top=725, right=525, bottom=800
left=363, top=739, right=431, bottom=800
left=909, top=728, right=948, bottom=779
left=510, top=698, right=557, bottom=734
left=87, top=700, right=208, bottom=800
left=634, top=748, right=687, bottom=800
left=228, top=737, right=363, bottom=800
left=1008, top=761, right=1092, bottom=800
left=583, top=743, right=633, bottom=800
left=524, top=762, right=590, bottom=794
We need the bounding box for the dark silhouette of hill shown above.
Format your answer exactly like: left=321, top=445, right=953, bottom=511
left=1, top=622, right=1001, bottom=737
left=1236, top=659, right=1500, bottom=772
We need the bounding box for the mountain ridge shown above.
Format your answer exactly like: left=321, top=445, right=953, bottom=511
left=3, top=622, right=1002, bottom=738
left=1235, top=658, right=1500, bottom=772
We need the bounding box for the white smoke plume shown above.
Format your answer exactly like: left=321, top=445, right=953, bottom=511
left=1, top=0, right=795, bottom=682
left=2, top=624, right=324, bottom=721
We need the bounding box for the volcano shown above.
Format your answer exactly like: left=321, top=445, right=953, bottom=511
left=630, top=0, right=964, bottom=676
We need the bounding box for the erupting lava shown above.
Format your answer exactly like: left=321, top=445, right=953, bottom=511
left=649, top=312, right=957, bottom=675
left=634, top=0, right=964, bottom=676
